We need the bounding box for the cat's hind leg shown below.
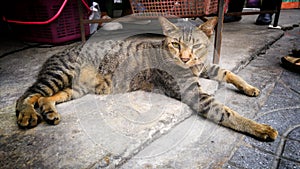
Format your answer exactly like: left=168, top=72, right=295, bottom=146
left=36, top=67, right=112, bottom=126
left=16, top=93, right=43, bottom=128
left=16, top=88, right=74, bottom=128
left=38, top=88, right=73, bottom=125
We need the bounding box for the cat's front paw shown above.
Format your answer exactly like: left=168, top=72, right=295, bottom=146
left=16, top=106, right=42, bottom=128
left=254, top=124, right=278, bottom=141
left=245, top=86, right=260, bottom=97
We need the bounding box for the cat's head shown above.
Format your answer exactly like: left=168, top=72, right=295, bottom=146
left=159, top=17, right=218, bottom=68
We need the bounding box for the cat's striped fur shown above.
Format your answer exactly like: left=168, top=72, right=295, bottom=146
left=16, top=17, right=278, bottom=140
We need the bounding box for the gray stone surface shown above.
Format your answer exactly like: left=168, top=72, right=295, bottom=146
left=278, top=159, right=300, bottom=169
left=223, top=26, right=300, bottom=169
left=0, top=43, right=79, bottom=109
left=283, top=139, right=300, bottom=161
left=228, top=146, right=275, bottom=169
left=1, top=91, right=194, bottom=168
left=288, top=127, right=300, bottom=140
left=0, top=9, right=300, bottom=169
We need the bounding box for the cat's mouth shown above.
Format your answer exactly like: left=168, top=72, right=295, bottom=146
left=179, top=57, right=203, bottom=68
left=181, top=58, right=190, bottom=63
left=179, top=55, right=193, bottom=65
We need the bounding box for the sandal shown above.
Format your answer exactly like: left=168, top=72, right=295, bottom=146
left=291, top=49, right=300, bottom=58
left=281, top=56, right=300, bottom=73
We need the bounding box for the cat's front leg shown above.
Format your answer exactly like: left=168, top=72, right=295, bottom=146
left=214, top=106, right=278, bottom=140
left=205, top=64, right=260, bottom=97
left=183, top=87, right=278, bottom=140
left=224, top=71, right=260, bottom=97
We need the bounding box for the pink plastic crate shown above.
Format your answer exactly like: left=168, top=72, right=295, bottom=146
left=4, top=0, right=89, bottom=44
left=129, top=0, right=219, bottom=17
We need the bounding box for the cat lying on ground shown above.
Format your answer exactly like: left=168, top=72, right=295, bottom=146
left=16, top=17, right=278, bottom=141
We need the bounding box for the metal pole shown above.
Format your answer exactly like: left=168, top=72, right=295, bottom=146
left=77, top=0, right=86, bottom=43
left=213, top=0, right=225, bottom=64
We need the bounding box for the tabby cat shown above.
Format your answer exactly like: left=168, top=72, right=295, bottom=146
left=16, top=17, right=278, bottom=141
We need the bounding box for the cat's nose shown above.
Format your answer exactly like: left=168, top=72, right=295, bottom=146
left=181, top=58, right=190, bottom=63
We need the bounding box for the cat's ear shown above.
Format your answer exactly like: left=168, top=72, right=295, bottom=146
left=159, top=17, right=179, bottom=36
left=198, top=17, right=218, bottom=38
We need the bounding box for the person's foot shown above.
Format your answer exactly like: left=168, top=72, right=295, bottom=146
left=292, top=49, right=300, bottom=57
left=281, top=56, right=300, bottom=73
left=224, top=15, right=242, bottom=23
left=255, top=13, right=272, bottom=25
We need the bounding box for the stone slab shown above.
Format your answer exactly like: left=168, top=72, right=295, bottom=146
left=0, top=91, right=193, bottom=168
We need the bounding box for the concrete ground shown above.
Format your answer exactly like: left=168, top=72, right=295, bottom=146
left=0, top=9, right=299, bottom=169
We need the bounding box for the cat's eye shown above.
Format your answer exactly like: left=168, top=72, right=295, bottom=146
left=171, top=42, right=180, bottom=49
left=193, top=44, right=203, bottom=49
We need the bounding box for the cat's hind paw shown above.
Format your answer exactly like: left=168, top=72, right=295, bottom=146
left=254, top=124, right=278, bottom=141
left=39, top=99, right=61, bottom=125
left=42, top=110, right=61, bottom=125
left=16, top=106, right=42, bottom=128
